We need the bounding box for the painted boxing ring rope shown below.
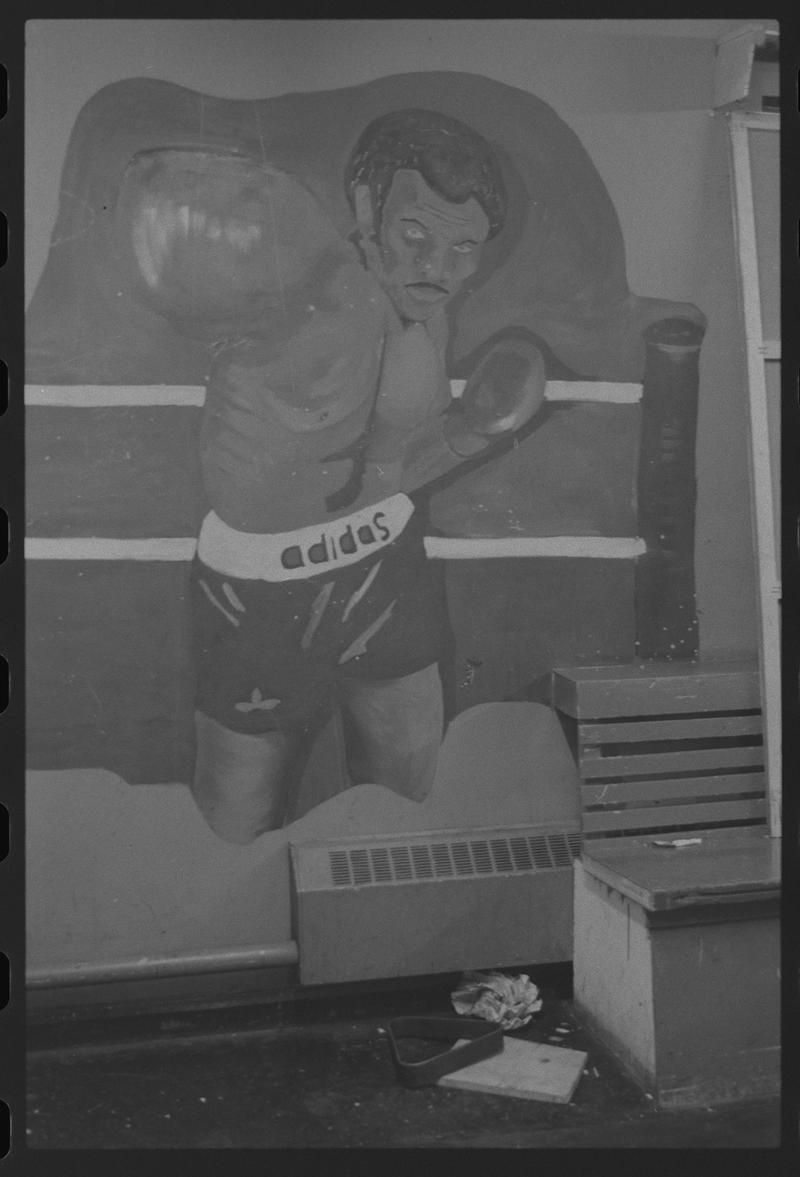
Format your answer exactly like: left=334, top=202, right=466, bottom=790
left=24, top=379, right=646, bottom=563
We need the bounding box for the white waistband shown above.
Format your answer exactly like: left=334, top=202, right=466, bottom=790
left=196, top=494, right=414, bottom=582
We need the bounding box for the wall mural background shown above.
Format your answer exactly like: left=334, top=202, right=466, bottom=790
left=26, top=71, right=704, bottom=811
left=25, top=20, right=757, bottom=978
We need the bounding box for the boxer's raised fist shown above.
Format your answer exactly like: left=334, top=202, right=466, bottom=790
left=460, top=337, right=546, bottom=436
left=116, top=148, right=349, bottom=337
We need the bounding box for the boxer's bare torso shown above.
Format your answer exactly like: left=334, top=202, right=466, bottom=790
left=126, top=153, right=488, bottom=536
left=200, top=251, right=452, bottom=532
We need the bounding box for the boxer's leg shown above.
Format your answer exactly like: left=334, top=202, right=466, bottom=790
left=189, top=555, right=333, bottom=843
left=191, top=712, right=303, bottom=844
left=340, top=662, right=444, bottom=801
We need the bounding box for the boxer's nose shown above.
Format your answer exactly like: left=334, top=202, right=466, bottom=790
left=417, top=245, right=449, bottom=284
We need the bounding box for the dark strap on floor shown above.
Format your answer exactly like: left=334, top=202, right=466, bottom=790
left=386, top=1016, right=504, bottom=1087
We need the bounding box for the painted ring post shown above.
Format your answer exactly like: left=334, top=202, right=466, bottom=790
left=634, top=317, right=706, bottom=660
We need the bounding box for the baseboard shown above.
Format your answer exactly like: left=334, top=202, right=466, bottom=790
left=27, top=960, right=574, bottom=1035
left=27, top=963, right=300, bottom=1026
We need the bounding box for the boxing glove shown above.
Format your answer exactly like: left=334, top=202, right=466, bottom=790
left=444, top=336, right=546, bottom=456
left=116, top=148, right=352, bottom=339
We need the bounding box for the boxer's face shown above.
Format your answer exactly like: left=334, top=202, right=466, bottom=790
left=354, top=169, right=490, bottom=322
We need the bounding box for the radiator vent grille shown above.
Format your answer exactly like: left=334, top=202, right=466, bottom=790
left=328, top=831, right=581, bottom=888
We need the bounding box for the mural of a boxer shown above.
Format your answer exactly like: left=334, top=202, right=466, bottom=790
left=26, top=72, right=706, bottom=840
left=122, top=111, right=545, bottom=842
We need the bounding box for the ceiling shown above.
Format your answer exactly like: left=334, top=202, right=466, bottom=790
left=530, top=19, right=777, bottom=40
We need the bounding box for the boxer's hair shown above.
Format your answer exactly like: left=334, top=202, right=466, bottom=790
left=344, top=109, right=507, bottom=239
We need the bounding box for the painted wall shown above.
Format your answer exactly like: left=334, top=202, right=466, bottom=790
left=25, top=19, right=760, bottom=972
left=28, top=703, right=582, bottom=968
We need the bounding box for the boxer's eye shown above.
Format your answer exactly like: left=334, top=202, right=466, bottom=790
left=400, top=224, right=427, bottom=243
left=452, top=242, right=475, bottom=254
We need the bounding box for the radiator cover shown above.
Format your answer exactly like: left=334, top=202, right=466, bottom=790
left=290, top=823, right=581, bottom=985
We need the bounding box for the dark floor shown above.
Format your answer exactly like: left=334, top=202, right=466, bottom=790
left=26, top=971, right=781, bottom=1150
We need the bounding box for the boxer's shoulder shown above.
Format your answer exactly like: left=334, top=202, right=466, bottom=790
left=209, top=334, right=381, bottom=435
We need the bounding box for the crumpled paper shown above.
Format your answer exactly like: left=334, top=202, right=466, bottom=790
left=451, top=970, right=543, bottom=1030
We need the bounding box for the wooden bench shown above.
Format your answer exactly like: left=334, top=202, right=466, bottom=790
left=548, top=661, right=767, bottom=846
left=546, top=662, right=780, bottom=1106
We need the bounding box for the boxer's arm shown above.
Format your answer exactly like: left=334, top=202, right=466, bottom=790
left=400, top=335, right=547, bottom=495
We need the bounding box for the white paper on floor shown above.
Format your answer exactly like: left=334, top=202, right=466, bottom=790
left=438, top=1037, right=588, bottom=1103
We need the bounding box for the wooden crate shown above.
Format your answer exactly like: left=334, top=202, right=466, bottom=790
left=573, top=837, right=780, bottom=1106
left=547, top=661, right=766, bottom=845
left=547, top=662, right=779, bottom=1106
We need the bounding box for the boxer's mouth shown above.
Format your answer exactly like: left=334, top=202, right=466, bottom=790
left=405, top=282, right=449, bottom=303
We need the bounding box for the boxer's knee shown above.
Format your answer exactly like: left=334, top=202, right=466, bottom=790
left=191, top=710, right=293, bottom=843
left=355, top=729, right=440, bottom=801
left=341, top=664, right=444, bottom=800
left=190, top=777, right=286, bottom=844
left=390, top=733, right=440, bottom=802
left=191, top=799, right=274, bottom=845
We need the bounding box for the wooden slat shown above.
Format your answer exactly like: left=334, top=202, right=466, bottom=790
left=580, top=745, right=764, bottom=780
left=581, top=745, right=764, bottom=780
left=730, top=112, right=781, bottom=837
left=581, top=797, right=767, bottom=835
left=551, top=662, right=760, bottom=718
left=581, top=824, right=768, bottom=850
left=578, top=714, right=762, bottom=745
left=581, top=772, right=766, bottom=808
left=580, top=832, right=780, bottom=910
